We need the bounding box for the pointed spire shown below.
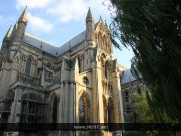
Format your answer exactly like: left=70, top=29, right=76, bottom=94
left=105, top=20, right=107, bottom=26
left=105, top=20, right=110, bottom=31
left=98, top=15, right=103, bottom=25
left=12, top=22, right=18, bottom=34
left=3, top=25, right=12, bottom=41
left=18, top=6, right=28, bottom=24
left=14, top=21, right=18, bottom=29
left=86, top=7, right=93, bottom=19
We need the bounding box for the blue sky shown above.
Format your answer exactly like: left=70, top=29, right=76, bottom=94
left=0, top=0, right=133, bottom=68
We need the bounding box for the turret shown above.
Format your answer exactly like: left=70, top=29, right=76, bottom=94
left=86, top=7, right=94, bottom=46
left=8, top=6, right=28, bottom=61
left=3, top=26, right=12, bottom=42
left=11, top=6, right=28, bottom=42
left=104, top=20, right=110, bottom=33
left=1, top=26, right=12, bottom=52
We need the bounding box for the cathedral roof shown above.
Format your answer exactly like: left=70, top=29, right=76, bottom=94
left=23, top=30, right=86, bottom=56
left=23, top=23, right=98, bottom=56
left=121, top=69, right=137, bottom=85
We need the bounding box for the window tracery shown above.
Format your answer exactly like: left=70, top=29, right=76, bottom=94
left=95, top=30, right=111, bottom=54
left=79, top=97, right=85, bottom=123
left=78, top=92, right=90, bottom=123
left=25, top=58, right=31, bottom=76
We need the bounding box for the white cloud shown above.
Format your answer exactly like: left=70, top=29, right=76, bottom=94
left=15, top=0, right=112, bottom=23
left=15, top=0, right=54, bottom=10
left=47, top=0, right=87, bottom=22
left=28, top=12, right=53, bottom=33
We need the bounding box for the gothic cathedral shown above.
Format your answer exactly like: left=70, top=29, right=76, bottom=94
left=0, top=7, right=146, bottom=136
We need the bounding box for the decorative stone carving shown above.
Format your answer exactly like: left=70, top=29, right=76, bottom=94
left=44, top=70, right=53, bottom=82
left=18, top=73, right=40, bottom=85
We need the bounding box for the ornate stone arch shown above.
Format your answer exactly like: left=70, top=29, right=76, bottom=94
left=50, top=92, right=59, bottom=123
left=78, top=91, right=90, bottom=123
left=25, top=55, right=34, bottom=76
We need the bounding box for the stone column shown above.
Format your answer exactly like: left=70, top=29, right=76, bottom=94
left=91, top=61, right=104, bottom=123
left=64, top=82, right=69, bottom=123
left=112, top=71, right=122, bottom=123
left=8, top=88, right=23, bottom=123
left=69, top=83, right=74, bottom=123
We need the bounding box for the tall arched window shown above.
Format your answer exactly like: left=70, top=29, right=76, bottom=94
left=79, top=97, right=85, bottom=123
left=78, top=92, right=90, bottom=123
left=105, top=63, right=108, bottom=79
left=52, top=96, right=57, bottom=123
left=125, top=91, right=129, bottom=102
left=25, top=58, right=31, bottom=76
left=137, top=87, right=141, bottom=94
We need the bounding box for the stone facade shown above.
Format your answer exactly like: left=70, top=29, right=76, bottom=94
left=0, top=7, right=144, bottom=136
left=0, top=8, right=145, bottom=136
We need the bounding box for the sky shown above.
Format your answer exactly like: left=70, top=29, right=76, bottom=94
left=0, top=0, right=133, bottom=69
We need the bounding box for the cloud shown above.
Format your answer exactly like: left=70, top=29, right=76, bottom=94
left=15, top=0, right=54, bottom=10
left=15, top=0, right=112, bottom=22
left=28, top=12, right=53, bottom=33
left=46, top=0, right=112, bottom=22
left=47, top=0, right=87, bottom=22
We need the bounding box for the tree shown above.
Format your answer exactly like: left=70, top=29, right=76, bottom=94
left=131, top=93, right=154, bottom=123
left=131, top=93, right=175, bottom=136
left=107, top=0, right=181, bottom=122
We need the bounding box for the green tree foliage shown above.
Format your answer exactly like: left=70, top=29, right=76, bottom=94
left=131, top=93, right=174, bottom=136
left=107, top=0, right=181, bottom=122
left=131, top=93, right=172, bottom=123
left=131, top=93, right=155, bottom=123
